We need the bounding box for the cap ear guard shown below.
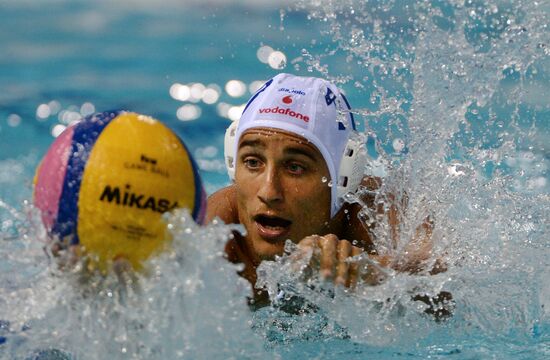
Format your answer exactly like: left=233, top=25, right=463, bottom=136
left=336, top=135, right=369, bottom=201
left=224, top=120, right=238, bottom=181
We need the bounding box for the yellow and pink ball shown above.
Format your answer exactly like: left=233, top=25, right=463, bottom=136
left=33, top=110, right=206, bottom=270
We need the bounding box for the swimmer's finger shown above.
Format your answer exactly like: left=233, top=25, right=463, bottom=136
left=113, top=257, right=132, bottom=275
left=113, top=257, right=138, bottom=285
left=348, top=246, right=362, bottom=288
left=298, top=235, right=320, bottom=251
left=319, top=234, right=338, bottom=280
left=360, top=255, right=391, bottom=285
left=50, top=242, right=63, bottom=257
left=294, top=235, right=321, bottom=272
left=335, top=239, right=351, bottom=286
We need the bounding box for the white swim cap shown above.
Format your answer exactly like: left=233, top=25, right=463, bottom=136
left=226, top=73, right=367, bottom=217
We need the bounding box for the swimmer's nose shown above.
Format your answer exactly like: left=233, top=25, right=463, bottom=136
left=257, top=164, right=283, bottom=205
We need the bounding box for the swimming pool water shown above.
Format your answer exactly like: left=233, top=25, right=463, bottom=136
left=0, top=0, right=548, bottom=359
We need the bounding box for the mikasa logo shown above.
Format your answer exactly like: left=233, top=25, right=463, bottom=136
left=99, top=184, right=179, bottom=213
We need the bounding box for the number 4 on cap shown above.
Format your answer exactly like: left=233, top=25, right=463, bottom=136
left=325, top=87, right=337, bottom=106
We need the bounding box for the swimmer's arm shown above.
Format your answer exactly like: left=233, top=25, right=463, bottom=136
left=343, top=176, right=443, bottom=274
left=338, top=175, right=386, bottom=251
left=381, top=198, right=446, bottom=275
left=205, top=185, right=239, bottom=224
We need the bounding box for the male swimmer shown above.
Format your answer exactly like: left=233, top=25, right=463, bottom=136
left=206, top=73, right=441, bottom=296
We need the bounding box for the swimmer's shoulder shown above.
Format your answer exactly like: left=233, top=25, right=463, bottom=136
left=206, top=184, right=240, bottom=224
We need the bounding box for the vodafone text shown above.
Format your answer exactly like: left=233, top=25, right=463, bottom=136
left=258, top=106, right=310, bottom=122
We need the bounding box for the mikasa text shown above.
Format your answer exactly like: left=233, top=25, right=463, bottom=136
left=99, top=184, right=179, bottom=213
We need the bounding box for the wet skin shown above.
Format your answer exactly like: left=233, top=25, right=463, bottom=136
left=206, top=128, right=382, bottom=289
left=234, top=128, right=332, bottom=263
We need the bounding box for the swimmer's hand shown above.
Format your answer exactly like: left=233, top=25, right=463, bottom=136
left=47, top=239, right=140, bottom=283
left=46, top=239, right=80, bottom=270
left=294, top=234, right=391, bottom=288
left=391, top=216, right=447, bottom=275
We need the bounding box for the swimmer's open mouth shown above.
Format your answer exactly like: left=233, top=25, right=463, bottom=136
left=253, top=214, right=292, bottom=241
left=254, top=214, right=292, bottom=229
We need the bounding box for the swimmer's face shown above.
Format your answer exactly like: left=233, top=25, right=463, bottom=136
left=235, top=128, right=332, bottom=262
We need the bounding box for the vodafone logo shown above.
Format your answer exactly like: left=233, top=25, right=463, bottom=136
left=258, top=106, right=310, bottom=122
left=282, top=95, right=293, bottom=104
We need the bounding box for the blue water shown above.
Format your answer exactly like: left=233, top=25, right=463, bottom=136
left=1, top=0, right=549, bottom=359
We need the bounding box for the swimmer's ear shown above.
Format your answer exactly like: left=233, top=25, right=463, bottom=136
left=336, top=135, right=369, bottom=200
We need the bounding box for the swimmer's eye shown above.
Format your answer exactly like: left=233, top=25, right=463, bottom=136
left=243, top=157, right=262, bottom=170
left=286, top=162, right=306, bottom=175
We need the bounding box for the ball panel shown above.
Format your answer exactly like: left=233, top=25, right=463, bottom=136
left=53, top=111, right=120, bottom=244
left=33, top=125, right=75, bottom=231
left=174, top=135, right=207, bottom=224
left=76, top=112, right=199, bottom=269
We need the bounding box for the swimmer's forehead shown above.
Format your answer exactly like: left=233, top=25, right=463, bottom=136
left=239, top=127, right=323, bottom=159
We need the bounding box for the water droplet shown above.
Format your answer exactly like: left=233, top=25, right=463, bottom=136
left=392, top=138, right=405, bottom=152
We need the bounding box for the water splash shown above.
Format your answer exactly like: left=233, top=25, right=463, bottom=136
left=0, top=209, right=266, bottom=359
left=252, top=0, right=550, bottom=357
left=0, top=0, right=548, bottom=358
